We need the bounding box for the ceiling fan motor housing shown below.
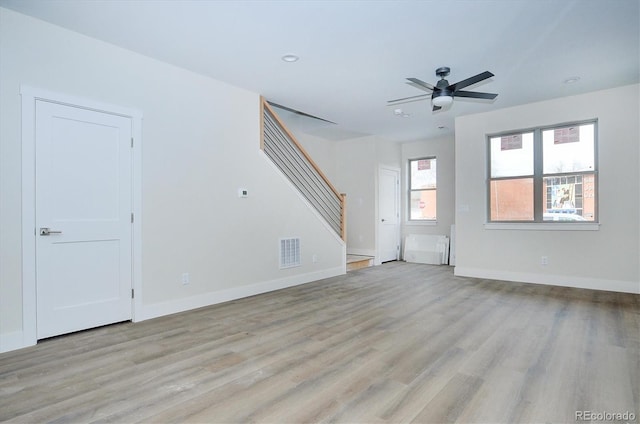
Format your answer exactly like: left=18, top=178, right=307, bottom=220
left=433, top=67, right=452, bottom=98
left=434, top=78, right=452, bottom=98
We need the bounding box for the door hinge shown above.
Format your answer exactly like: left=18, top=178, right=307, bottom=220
left=131, top=137, right=134, bottom=148
left=131, top=289, right=134, bottom=299
left=131, top=213, right=134, bottom=223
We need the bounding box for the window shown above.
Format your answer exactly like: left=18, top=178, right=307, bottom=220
left=409, top=157, right=436, bottom=221
left=488, top=121, right=597, bottom=223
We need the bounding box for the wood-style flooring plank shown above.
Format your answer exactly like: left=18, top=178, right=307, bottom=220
left=1, top=262, right=638, bottom=423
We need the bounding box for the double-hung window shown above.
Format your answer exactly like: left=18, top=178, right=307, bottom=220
left=409, top=157, right=437, bottom=221
left=488, top=121, right=597, bottom=223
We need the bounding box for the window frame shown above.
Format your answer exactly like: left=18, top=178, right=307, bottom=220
left=486, top=119, right=598, bottom=226
left=408, top=156, right=437, bottom=222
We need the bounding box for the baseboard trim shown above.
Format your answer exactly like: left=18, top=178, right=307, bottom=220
left=137, top=266, right=345, bottom=322
left=0, top=330, right=31, bottom=354
left=347, top=248, right=376, bottom=258
left=454, top=267, right=640, bottom=294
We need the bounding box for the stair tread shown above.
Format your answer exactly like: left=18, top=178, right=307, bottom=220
left=346, top=255, right=374, bottom=264
left=346, top=255, right=374, bottom=271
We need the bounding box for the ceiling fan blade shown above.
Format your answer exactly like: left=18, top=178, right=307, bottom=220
left=387, top=93, right=431, bottom=105
left=406, top=81, right=434, bottom=92
left=453, top=90, right=498, bottom=100
left=406, top=77, right=435, bottom=92
left=448, top=71, right=494, bottom=92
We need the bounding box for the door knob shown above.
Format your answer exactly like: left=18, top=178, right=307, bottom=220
left=40, top=227, right=62, bottom=236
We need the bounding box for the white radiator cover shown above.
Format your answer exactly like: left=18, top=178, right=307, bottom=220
left=403, top=234, right=450, bottom=265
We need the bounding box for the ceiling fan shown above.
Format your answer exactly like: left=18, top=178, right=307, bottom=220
left=388, top=67, right=497, bottom=111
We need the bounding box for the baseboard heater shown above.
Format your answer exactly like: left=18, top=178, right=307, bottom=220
left=403, top=234, right=450, bottom=265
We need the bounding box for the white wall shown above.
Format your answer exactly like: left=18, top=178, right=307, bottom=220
left=375, top=139, right=402, bottom=170
left=333, top=136, right=401, bottom=258
left=401, top=135, right=456, bottom=242
left=294, top=132, right=338, bottom=183
left=455, top=84, right=640, bottom=293
left=0, top=8, right=345, bottom=352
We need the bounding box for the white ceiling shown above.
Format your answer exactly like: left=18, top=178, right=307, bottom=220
left=2, top=0, right=638, bottom=142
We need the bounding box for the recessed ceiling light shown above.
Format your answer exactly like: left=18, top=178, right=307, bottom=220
left=281, top=54, right=299, bottom=63
left=563, top=76, right=580, bottom=84
left=394, top=108, right=403, bottom=115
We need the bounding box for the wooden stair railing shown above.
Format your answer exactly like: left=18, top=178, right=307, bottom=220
left=260, top=98, right=346, bottom=241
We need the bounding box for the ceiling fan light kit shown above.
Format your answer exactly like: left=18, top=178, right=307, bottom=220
left=388, top=66, right=497, bottom=111
left=432, top=94, right=453, bottom=108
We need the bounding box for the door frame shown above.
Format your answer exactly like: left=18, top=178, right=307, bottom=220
left=20, top=85, right=143, bottom=347
left=375, top=165, right=401, bottom=265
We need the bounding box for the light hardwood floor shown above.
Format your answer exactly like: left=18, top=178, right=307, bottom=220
left=1, top=262, right=638, bottom=423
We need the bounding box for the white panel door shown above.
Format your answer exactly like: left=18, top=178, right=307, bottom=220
left=35, top=100, right=133, bottom=339
left=378, top=168, right=400, bottom=263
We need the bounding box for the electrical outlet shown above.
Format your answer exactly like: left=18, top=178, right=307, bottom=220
left=181, top=272, right=190, bottom=285
left=541, top=256, right=548, bottom=266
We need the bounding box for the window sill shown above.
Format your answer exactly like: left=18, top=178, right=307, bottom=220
left=405, top=220, right=438, bottom=226
left=484, top=222, right=600, bottom=231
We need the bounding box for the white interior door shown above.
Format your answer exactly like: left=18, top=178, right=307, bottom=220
left=35, top=100, right=133, bottom=339
left=378, top=167, right=400, bottom=263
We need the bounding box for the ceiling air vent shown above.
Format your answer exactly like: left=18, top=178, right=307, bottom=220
left=280, top=238, right=301, bottom=269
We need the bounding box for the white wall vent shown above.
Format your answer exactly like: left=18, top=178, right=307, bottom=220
left=279, top=238, right=301, bottom=269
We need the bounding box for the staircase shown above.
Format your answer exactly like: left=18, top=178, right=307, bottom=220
left=260, top=98, right=346, bottom=241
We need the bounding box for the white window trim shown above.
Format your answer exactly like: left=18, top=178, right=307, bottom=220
left=405, top=220, right=438, bottom=226
left=485, top=222, right=599, bottom=231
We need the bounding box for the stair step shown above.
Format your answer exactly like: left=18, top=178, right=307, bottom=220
left=346, top=255, right=374, bottom=271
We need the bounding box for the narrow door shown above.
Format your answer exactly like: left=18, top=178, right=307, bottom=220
left=35, top=100, right=133, bottom=339
left=378, top=167, right=400, bottom=263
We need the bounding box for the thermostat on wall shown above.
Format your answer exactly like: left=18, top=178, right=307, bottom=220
left=238, top=188, right=248, bottom=198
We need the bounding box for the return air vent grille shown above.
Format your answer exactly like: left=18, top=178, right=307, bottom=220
left=280, top=238, right=301, bottom=269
